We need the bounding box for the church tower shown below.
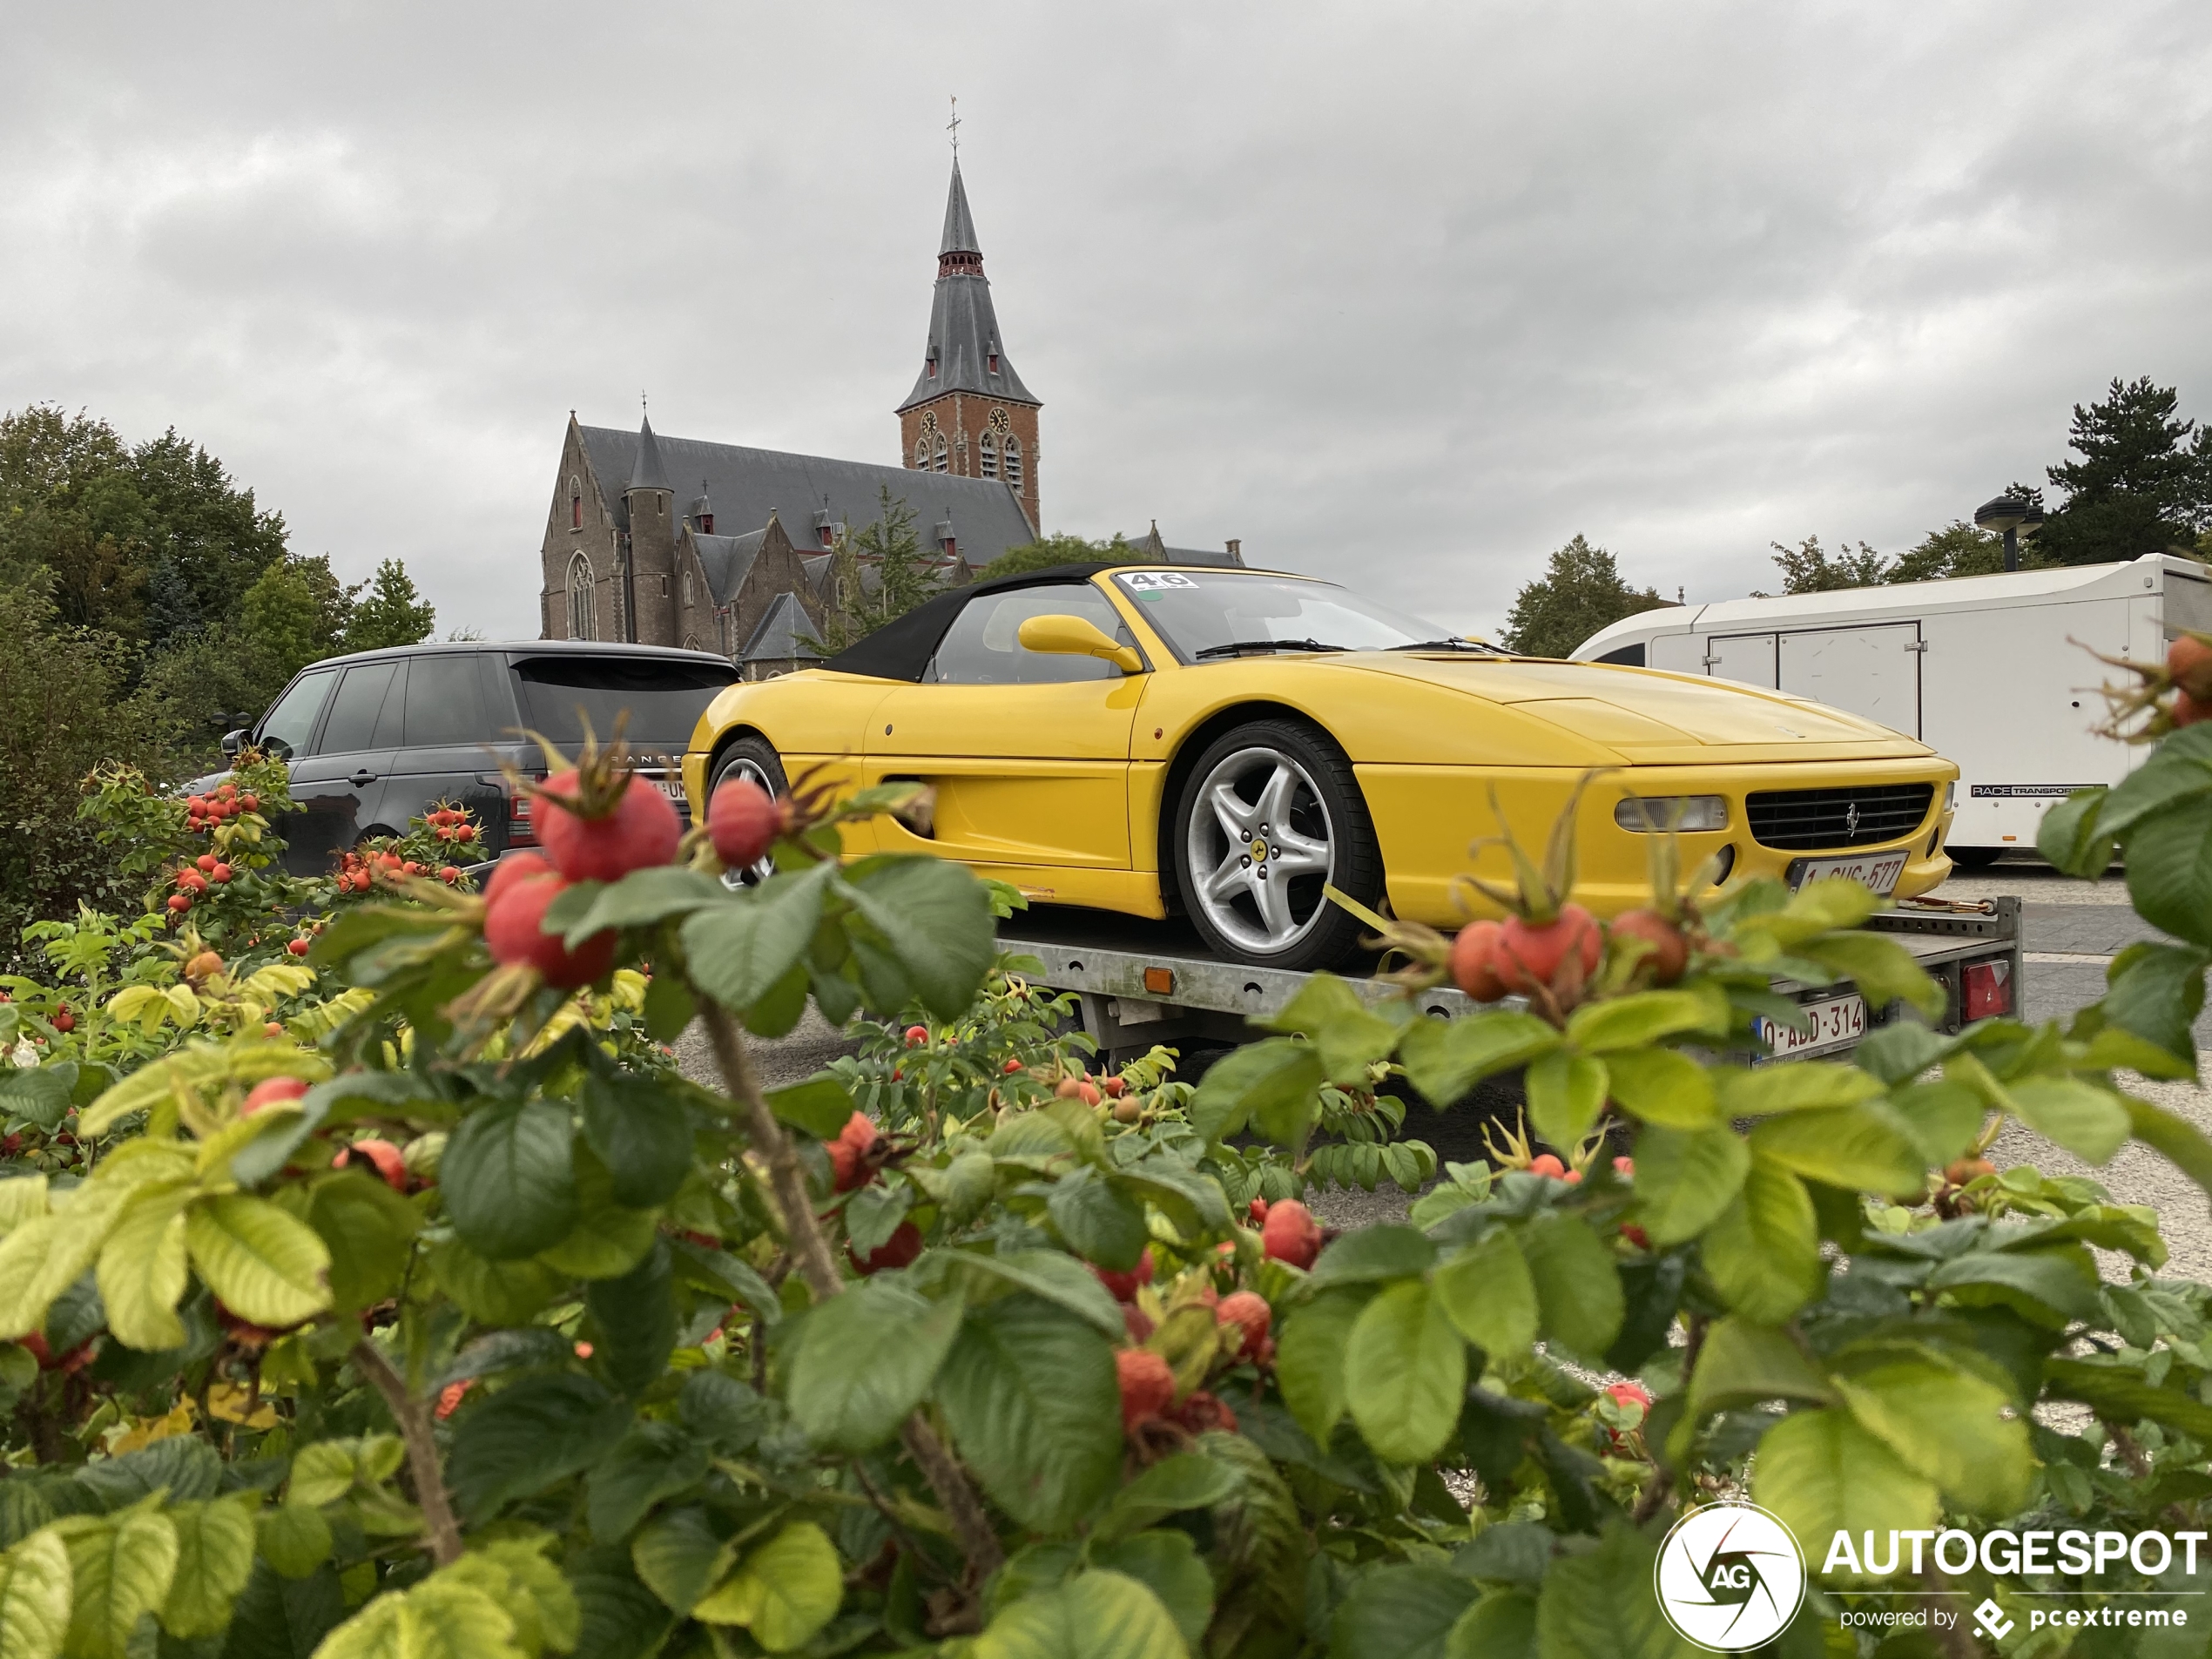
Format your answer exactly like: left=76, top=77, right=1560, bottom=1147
left=897, top=159, right=1041, bottom=531
left=624, top=412, right=677, bottom=645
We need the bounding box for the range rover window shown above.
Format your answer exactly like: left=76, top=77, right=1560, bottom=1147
left=259, top=670, right=337, bottom=759
left=513, top=656, right=738, bottom=752
left=401, top=652, right=487, bottom=746
left=317, top=661, right=401, bottom=755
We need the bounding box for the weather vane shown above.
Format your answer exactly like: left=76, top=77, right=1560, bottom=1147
left=947, top=96, right=960, bottom=159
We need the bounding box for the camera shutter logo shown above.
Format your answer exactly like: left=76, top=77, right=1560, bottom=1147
left=1653, top=1501, right=1806, bottom=1650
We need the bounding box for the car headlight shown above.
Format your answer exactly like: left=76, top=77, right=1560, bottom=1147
left=1615, top=795, right=1729, bottom=833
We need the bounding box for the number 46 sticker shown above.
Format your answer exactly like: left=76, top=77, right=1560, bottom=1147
left=1118, top=571, right=1197, bottom=590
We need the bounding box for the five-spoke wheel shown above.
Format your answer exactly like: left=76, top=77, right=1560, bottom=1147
left=711, top=737, right=787, bottom=887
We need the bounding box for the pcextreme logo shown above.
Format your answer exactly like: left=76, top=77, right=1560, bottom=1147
left=1654, top=1502, right=1808, bottom=1651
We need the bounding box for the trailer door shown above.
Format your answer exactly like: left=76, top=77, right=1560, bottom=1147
left=1704, top=633, right=1777, bottom=687
left=1777, top=623, right=1920, bottom=737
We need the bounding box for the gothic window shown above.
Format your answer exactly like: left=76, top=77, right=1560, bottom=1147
left=1003, top=437, right=1023, bottom=489
left=979, top=433, right=998, bottom=478
left=569, top=475, right=581, bottom=530
left=566, top=553, right=593, bottom=640
left=933, top=436, right=948, bottom=473
left=682, top=568, right=694, bottom=607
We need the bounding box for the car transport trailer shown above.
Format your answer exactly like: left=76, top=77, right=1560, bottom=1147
left=1001, top=896, right=2022, bottom=1072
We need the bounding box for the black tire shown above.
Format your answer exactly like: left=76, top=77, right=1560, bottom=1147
left=710, top=736, right=789, bottom=886
left=1171, top=718, right=1382, bottom=971
left=1945, top=845, right=2004, bottom=870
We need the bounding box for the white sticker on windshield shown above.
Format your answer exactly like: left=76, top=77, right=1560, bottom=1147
left=1117, top=571, right=1197, bottom=590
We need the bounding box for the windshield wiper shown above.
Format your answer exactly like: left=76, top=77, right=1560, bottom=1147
left=1191, top=637, right=1353, bottom=660
left=1387, top=637, right=1517, bottom=654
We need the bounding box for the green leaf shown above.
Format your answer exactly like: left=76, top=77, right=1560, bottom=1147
left=566, top=1548, right=672, bottom=1659
left=1533, top=1526, right=1692, bottom=1659
left=1344, top=1279, right=1466, bottom=1465
left=1265, top=973, right=1408, bottom=1082
left=937, top=1293, right=1123, bottom=1534
left=1701, top=1157, right=1822, bottom=1324
left=185, top=1194, right=331, bottom=1330
left=96, top=1181, right=192, bottom=1352
left=579, top=1075, right=695, bottom=1209
left=2007, top=1078, right=2131, bottom=1164
left=555, top=867, right=726, bottom=944
left=1398, top=1014, right=1559, bottom=1108
left=972, top=1570, right=1188, bottom=1659
left=1853, top=1021, right=1952, bottom=1085
left=1746, top=1103, right=1927, bottom=1197
left=1925, top=1248, right=2099, bottom=1327
left=537, top=1143, right=657, bottom=1283
left=789, top=1280, right=964, bottom=1453
left=312, top=1578, right=519, bottom=1659
left=1795, top=931, right=1943, bottom=1018
left=761, top=1076, right=854, bottom=1141
left=1188, top=1040, right=1323, bottom=1146
left=1329, top=1563, right=1475, bottom=1659
left=0, top=1531, right=74, bottom=1659
left=2101, top=941, right=2210, bottom=1065
left=0, top=1068, right=76, bottom=1134
left=583, top=1241, right=677, bottom=1396
left=678, top=863, right=833, bottom=1014
left=1308, top=1224, right=1434, bottom=1287
left=442, top=1100, right=578, bottom=1261
left=160, top=1494, right=259, bottom=1639
left=1048, top=1170, right=1149, bottom=1272
left=1564, top=990, right=1721, bottom=1054
left=1086, top=1533, right=1212, bottom=1650
left=2037, top=786, right=2114, bottom=875
left=58, top=1505, right=179, bottom=1659
left=1687, top=1318, right=1832, bottom=1419
left=2126, top=1096, right=2212, bottom=1199
left=1601, top=1048, right=1716, bottom=1129
left=305, top=1170, right=420, bottom=1314
left=74, top=1436, right=219, bottom=1510
left=585, top=1423, right=710, bottom=1544
left=1831, top=1345, right=2031, bottom=1515
left=447, top=1373, right=632, bottom=1521
left=840, top=856, right=997, bottom=1021
left=430, top=1238, right=560, bottom=1326
left=1631, top=1124, right=1748, bottom=1246
left=1715, top=1062, right=1882, bottom=1117
left=438, top=1540, right=580, bottom=1658
left=0, top=1181, right=128, bottom=1342
left=692, top=1520, right=844, bottom=1650
left=1885, top=1080, right=1985, bottom=1169
left=255, top=1503, right=333, bottom=1580
left=2125, top=805, right=2212, bottom=948
left=1447, top=1590, right=1537, bottom=1659
left=946, top=1249, right=1127, bottom=1339
left=2045, top=1357, right=2212, bottom=1441
left=1433, top=1228, right=1537, bottom=1359
left=1751, top=1409, right=1939, bottom=1575
left=1093, top=1456, right=1241, bottom=1547
left=629, top=1508, right=725, bottom=1616
left=640, top=972, right=696, bottom=1044
left=1275, top=1288, right=1364, bottom=1446
left=219, top=1559, right=344, bottom=1659
left=1519, top=1215, right=1622, bottom=1360
left=1523, top=1052, right=1607, bottom=1153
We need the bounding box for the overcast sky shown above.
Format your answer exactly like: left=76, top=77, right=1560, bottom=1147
left=4, top=3, right=2209, bottom=640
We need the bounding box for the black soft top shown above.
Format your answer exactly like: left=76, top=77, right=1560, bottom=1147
left=819, top=563, right=1121, bottom=683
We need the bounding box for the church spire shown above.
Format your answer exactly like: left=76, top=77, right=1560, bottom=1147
left=628, top=411, right=670, bottom=493
left=899, top=158, right=1035, bottom=412
left=940, top=161, right=982, bottom=264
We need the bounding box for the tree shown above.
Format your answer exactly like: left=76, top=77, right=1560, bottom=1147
left=1764, top=534, right=1892, bottom=593
left=805, top=488, right=940, bottom=654
left=1498, top=534, right=1670, bottom=657
left=977, top=531, right=1134, bottom=582
left=2034, top=376, right=2212, bottom=566
left=1885, top=519, right=2006, bottom=583
left=342, top=557, right=436, bottom=652
left=239, top=553, right=353, bottom=683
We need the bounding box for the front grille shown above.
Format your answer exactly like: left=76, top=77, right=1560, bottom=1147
left=1745, top=784, right=1935, bottom=851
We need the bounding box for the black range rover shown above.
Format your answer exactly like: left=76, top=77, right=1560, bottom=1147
left=200, top=642, right=738, bottom=876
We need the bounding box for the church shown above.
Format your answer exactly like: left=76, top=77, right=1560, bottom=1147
left=536, top=157, right=1242, bottom=673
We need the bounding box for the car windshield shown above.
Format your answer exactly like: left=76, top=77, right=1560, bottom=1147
left=511, top=657, right=737, bottom=754
left=1109, top=570, right=1452, bottom=661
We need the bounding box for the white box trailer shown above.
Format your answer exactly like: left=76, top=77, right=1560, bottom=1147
left=1571, top=553, right=2212, bottom=865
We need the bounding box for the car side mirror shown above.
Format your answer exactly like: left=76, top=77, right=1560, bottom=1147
left=1016, top=614, right=1145, bottom=675
left=220, top=729, right=247, bottom=758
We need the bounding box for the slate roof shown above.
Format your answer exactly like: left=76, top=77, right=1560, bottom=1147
left=692, top=529, right=765, bottom=607
left=628, top=415, right=671, bottom=492
left=741, top=591, right=822, bottom=664
left=579, top=422, right=1036, bottom=564
left=899, top=163, right=1037, bottom=412
left=1123, top=523, right=1246, bottom=569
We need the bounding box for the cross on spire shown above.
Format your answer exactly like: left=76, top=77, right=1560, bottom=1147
left=947, top=95, right=960, bottom=159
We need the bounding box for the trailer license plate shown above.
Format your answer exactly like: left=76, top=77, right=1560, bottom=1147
left=1758, top=994, right=1867, bottom=1060
left=1791, top=851, right=1908, bottom=894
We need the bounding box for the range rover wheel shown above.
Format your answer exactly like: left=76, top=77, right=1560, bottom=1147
left=711, top=736, right=788, bottom=887
left=1172, top=719, right=1382, bottom=971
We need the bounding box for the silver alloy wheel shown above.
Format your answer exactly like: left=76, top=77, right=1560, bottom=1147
left=1184, top=745, right=1336, bottom=955
left=716, top=755, right=779, bottom=888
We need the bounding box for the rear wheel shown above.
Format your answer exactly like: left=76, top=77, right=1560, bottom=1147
left=1172, top=719, right=1381, bottom=970
left=710, top=737, right=788, bottom=887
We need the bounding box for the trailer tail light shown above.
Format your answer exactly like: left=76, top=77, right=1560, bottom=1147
left=508, top=793, right=537, bottom=849
left=1963, top=959, right=2013, bottom=1021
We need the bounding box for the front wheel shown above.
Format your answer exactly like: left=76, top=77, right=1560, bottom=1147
left=1945, top=845, right=2004, bottom=870
left=1171, top=719, right=1382, bottom=970
left=710, top=736, right=789, bottom=887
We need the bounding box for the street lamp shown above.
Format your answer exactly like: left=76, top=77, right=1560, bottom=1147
left=1974, top=494, right=2046, bottom=573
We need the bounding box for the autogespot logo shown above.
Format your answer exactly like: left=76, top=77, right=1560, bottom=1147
left=1655, top=1502, right=1808, bottom=1651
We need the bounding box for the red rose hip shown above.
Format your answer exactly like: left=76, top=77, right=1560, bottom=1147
left=1260, top=1200, right=1322, bottom=1270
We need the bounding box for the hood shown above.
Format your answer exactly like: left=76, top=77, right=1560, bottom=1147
left=1341, top=655, right=1924, bottom=760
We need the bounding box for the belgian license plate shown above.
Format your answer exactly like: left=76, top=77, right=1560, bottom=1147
left=649, top=777, right=685, bottom=805
left=1758, top=994, right=1867, bottom=1061
left=1791, top=851, right=1908, bottom=894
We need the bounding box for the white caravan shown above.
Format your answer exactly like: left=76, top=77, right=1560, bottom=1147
left=1572, top=553, right=2212, bottom=865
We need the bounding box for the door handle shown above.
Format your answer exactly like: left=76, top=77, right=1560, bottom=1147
left=349, top=770, right=378, bottom=787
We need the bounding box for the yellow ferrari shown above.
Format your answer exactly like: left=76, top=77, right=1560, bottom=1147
left=683, top=564, right=1958, bottom=969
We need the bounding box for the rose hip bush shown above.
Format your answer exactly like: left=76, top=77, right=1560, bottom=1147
left=0, top=692, right=2207, bottom=1657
